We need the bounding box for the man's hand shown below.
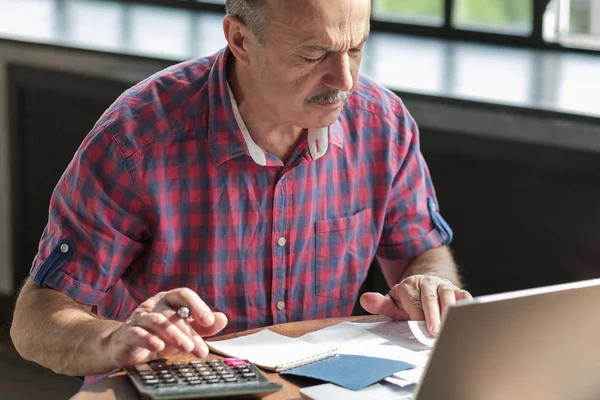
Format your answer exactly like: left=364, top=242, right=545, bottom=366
left=106, top=288, right=228, bottom=368
left=360, top=274, right=472, bottom=337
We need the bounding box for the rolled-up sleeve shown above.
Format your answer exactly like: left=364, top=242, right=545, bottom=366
left=376, top=107, right=453, bottom=261
left=30, top=124, right=150, bottom=305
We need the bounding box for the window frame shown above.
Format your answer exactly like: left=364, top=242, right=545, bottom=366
left=116, top=0, right=600, bottom=55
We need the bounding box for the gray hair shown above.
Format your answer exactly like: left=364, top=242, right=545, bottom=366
left=226, top=0, right=268, bottom=44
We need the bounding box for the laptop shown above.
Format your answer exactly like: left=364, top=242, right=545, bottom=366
left=415, top=277, right=600, bottom=400
left=302, top=278, right=600, bottom=400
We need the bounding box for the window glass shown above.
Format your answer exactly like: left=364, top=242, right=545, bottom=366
left=453, top=0, right=532, bottom=34
left=372, top=0, right=444, bottom=25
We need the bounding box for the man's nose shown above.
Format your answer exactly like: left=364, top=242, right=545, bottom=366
left=322, top=53, right=353, bottom=92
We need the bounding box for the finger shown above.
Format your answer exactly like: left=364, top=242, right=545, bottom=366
left=126, top=326, right=165, bottom=354
left=189, top=329, right=209, bottom=358
left=189, top=313, right=229, bottom=357
left=420, top=284, right=442, bottom=337
left=135, top=312, right=196, bottom=353
left=360, top=292, right=410, bottom=320
left=163, top=288, right=215, bottom=327
left=456, top=289, right=473, bottom=302
left=160, top=309, right=209, bottom=357
left=392, top=283, right=426, bottom=322
left=193, top=312, right=229, bottom=338
left=438, top=284, right=457, bottom=316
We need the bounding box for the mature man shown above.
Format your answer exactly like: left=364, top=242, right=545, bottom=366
left=11, top=0, right=471, bottom=381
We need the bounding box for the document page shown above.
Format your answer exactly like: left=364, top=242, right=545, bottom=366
left=298, top=321, right=430, bottom=367
left=206, top=329, right=337, bottom=371
left=346, top=321, right=434, bottom=351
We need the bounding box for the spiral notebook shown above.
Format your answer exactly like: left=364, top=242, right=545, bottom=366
left=206, top=329, right=338, bottom=372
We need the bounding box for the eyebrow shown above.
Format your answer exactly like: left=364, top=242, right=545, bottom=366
left=300, top=33, right=370, bottom=52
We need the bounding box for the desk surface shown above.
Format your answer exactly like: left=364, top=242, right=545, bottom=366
left=71, top=315, right=389, bottom=400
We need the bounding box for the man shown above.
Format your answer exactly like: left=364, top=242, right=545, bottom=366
left=11, top=0, right=471, bottom=381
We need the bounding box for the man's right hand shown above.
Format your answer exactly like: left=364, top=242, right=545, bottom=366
left=106, top=288, right=228, bottom=368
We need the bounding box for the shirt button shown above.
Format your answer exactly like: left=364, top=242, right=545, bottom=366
left=277, top=237, right=286, bottom=247
left=276, top=300, right=285, bottom=311
left=59, top=243, right=70, bottom=253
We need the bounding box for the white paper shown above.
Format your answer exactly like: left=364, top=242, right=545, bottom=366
left=393, top=367, right=425, bottom=382
left=299, top=322, right=387, bottom=347
left=338, top=343, right=429, bottom=368
left=407, top=321, right=435, bottom=347
left=346, top=321, right=433, bottom=351
left=385, top=376, right=419, bottom=389
left=206, top=329, right=336, bottom=370
left=300, top=382, right=414, bottom=400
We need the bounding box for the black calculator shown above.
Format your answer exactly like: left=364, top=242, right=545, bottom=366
left=125, top=358, right=283, bottom=399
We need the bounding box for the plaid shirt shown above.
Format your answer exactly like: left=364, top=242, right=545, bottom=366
left=31, top=47, right=452, bottom=336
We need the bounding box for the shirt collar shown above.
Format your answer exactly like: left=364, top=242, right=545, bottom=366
left=208, top=47, right=344, bottom=166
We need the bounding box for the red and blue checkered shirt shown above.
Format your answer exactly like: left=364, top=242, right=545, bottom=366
left=31, top=47, right=452, bottom=335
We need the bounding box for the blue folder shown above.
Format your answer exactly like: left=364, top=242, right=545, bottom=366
left=280, top=354, right=414, bottom=391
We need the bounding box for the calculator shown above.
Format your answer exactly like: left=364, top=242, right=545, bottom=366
left=125, top=358, right=283, bottom=399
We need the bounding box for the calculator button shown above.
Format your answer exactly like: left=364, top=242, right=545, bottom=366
left=162, top=377, right=178, bottom=384
left=242, top=372, right=257, bottom=378
left=135, top=364, right=153, bottom=372
left=177, top=367, right=191, bottom=373
left=225, top=359, right=247, bottom=367
left=142, top=379, right=160, bottom=385
left=203, top=375, right=218, bottom=380
left=224, top=377, right=238, bottom=383
left=189, top=360, right=204, bottom=366
left=205, top=379, right=220, bottom=384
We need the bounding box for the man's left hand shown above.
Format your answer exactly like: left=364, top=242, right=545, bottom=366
left=360, top=275, right=473, bottom=337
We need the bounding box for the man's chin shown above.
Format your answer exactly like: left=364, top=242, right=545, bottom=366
left=303, top=102, right=345, bottom=127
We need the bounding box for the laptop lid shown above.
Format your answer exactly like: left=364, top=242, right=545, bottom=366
left=414, top=278, right=600, bottom=400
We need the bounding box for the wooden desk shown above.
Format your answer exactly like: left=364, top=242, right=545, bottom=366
left=72, top=315, right=389, bottom=400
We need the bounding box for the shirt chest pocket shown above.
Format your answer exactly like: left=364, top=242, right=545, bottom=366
left=314, top=208, right=375, bottom=299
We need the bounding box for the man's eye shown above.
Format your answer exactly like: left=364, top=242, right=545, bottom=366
left=302, top=54, right=326, bottom=63
left=349, top=48, right=363, bottom=56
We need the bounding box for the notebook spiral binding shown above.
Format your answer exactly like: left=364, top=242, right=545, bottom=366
left=276, top=348, right=339, bottom=372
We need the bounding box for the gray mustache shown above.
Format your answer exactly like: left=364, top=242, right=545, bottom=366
left=306, top=90, right=351, bottom=104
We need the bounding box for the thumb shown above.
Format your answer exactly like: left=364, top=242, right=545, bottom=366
left=360, top=292, right=410, bottom=320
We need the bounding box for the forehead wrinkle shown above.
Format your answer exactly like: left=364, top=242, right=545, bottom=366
left=298, top=30, right=369, bottom=53
left=268, top=0, right=371, bottom=52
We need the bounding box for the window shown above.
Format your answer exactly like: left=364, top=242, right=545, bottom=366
left=453, top=0, right=532, bottom=34
left=544, top=0, right=600, bottom=50
left=372, top=0, right=444, bottom=26
left=122, top=0, right=600, bottom=53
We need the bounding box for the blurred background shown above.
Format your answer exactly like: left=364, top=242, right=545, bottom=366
left=0, top=0, right=599, bottom=398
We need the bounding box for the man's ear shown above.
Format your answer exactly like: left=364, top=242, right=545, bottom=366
left=223, top=15, right=252, bottom=65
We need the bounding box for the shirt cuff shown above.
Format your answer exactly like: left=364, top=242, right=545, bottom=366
left=30, top=255, right=108, bottom=305
left=377, top=225, right=448, bottom=260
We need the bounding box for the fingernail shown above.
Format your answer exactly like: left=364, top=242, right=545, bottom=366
left=202, top=313, right=215, bottom=325
left=430, top=324, right=438, bottom=336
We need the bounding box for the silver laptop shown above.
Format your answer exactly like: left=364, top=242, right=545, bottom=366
left=414, top=278, right=600, bottom=400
